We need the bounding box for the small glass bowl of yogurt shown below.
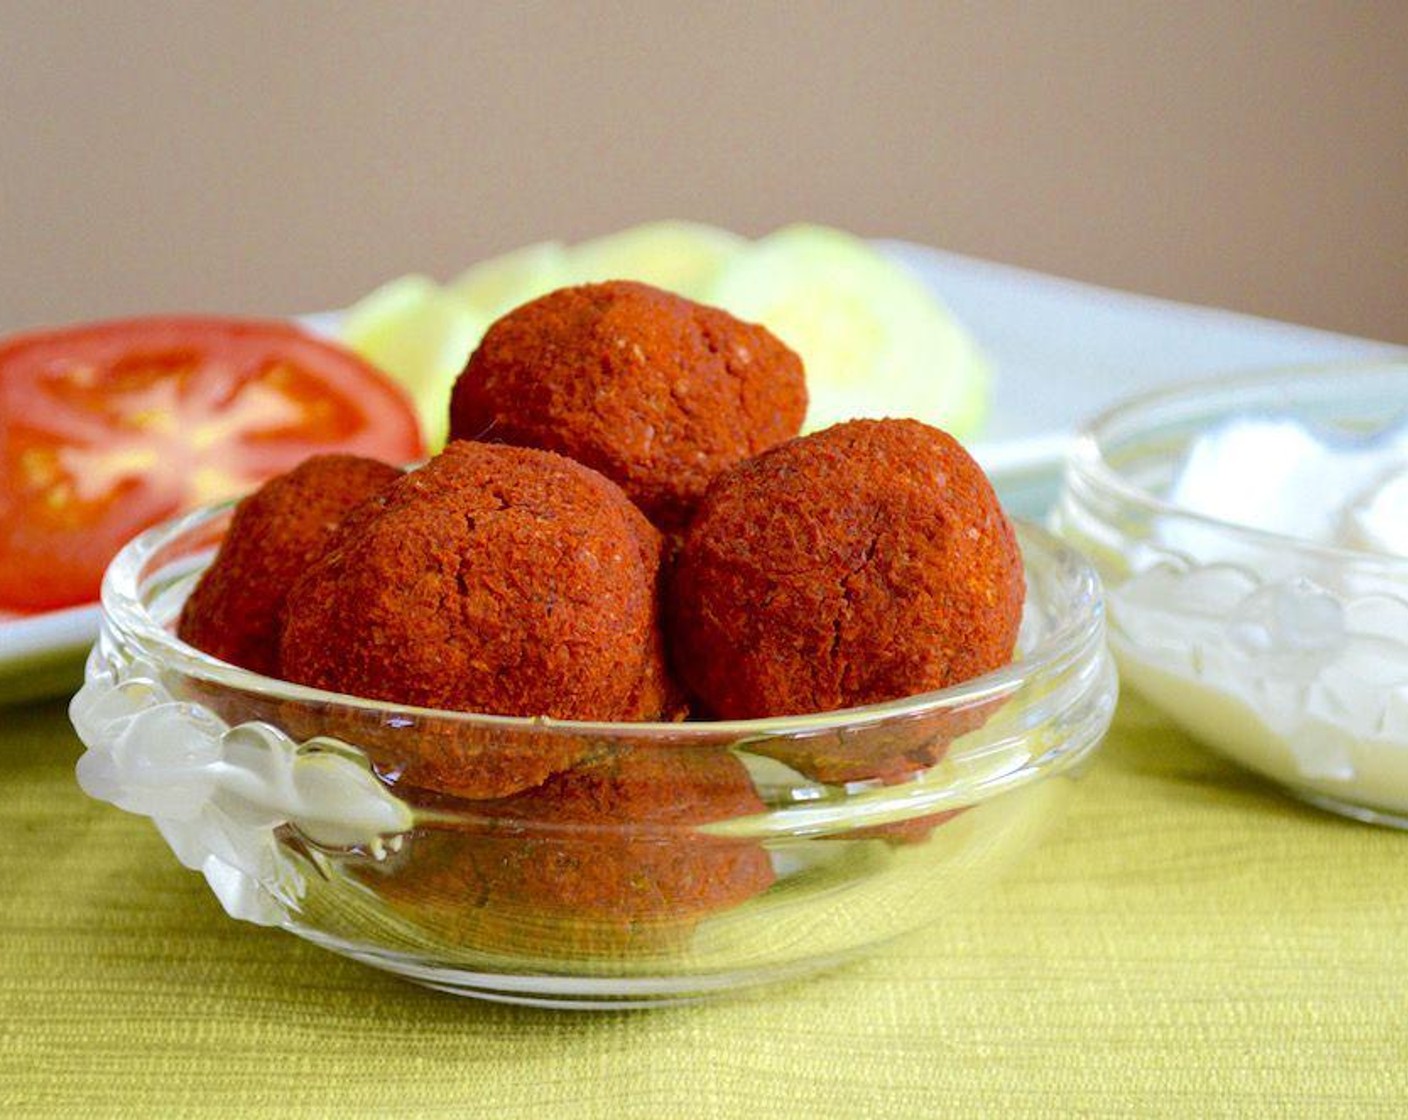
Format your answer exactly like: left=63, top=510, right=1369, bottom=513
left=1053, top=361, right=1408, bottom=827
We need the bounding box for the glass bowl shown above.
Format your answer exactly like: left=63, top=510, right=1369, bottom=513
left=1053, top=361, right=1408, bottom=827
left=70, top=501, right=1115, bottom=1008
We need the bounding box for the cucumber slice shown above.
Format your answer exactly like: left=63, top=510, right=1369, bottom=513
left=341, top=275, right=487, bottom=450
left=564, top=220, right=746, bottom=298
left=704, top=225, right=990, bottom=437
left=446, top=240, right=571, bottom=321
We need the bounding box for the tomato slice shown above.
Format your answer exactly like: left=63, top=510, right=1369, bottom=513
left=0, top=316, right=424, bottom=612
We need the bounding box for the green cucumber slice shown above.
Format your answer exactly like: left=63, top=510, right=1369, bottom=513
left=341, top=275, right=487, bottom=450
left=447, top=240, right=572, bottom=321
left=704, top=225, right=990, bottom=437
left=565, top=220, right=745, bottom=298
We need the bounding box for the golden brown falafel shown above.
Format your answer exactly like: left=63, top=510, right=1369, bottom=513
left=177, top=454, right=402, bottom=676
left=279, top=441, right=672, bottom=723
left=448, top=281, right=807, bottom=530
left=668, top=418, right=1024, bottom=724
left=368, top=742, right=775, bottom=957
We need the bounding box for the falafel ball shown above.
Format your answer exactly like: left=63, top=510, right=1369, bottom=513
left=368, top=744, right=774, bottom=957
left=279, top=440, right=674, bottom=725
left=447, top=280, right=807, bottom=530
left=668, top=418, right=1025, bottom=724
left=177, top=454, right=402, bottom=676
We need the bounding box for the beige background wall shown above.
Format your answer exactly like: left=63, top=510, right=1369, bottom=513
left=3, top=2, right=1405, bottom=342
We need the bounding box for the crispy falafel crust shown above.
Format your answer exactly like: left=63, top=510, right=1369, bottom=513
left=448, top=280, right=807, bottom=531
left=367, top=743, right=774, bottom=957
left=668, top=418, right=1025, bottom=724
left=279, top=441, right=672, bottom=725
left=177, top=454, right=402, bottom=677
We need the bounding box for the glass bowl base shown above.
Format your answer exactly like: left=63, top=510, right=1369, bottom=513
left=1285, top=786, right=1408, bottom=831
left=294, top=927, right=858, bottom=1008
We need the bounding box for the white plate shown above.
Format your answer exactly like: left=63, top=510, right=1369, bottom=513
left=0, top=604, right=101, bottom=705
left=2, top=243, right=1396, bottom=705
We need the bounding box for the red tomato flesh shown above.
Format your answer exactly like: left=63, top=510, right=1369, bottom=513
left=0, top=316, right=424, bottom=612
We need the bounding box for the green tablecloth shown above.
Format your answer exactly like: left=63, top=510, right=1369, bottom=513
left=3, top=692, right=1405, bottom=1118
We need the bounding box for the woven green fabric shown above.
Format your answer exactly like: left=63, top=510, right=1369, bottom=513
left=3, top=693, right=1405, bottom=1118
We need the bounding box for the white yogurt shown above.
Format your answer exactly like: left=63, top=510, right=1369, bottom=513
left=1341, top=467, right=1408, bottom=557
left=1109, top=416, right=1408, bottom=817
left=1168, top=416, right=1408, bottom=555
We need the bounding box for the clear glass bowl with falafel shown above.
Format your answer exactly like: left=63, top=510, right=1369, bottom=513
left=71, top=282, right=1115, bottom=1006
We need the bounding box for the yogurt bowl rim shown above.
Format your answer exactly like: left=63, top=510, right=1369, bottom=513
left=1067, top=358, right=1408, bottom=570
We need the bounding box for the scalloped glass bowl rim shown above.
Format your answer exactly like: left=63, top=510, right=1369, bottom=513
left=1067, top=359, right=1408, bottom=572
left=98, top=499, right=1104, bottom=745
